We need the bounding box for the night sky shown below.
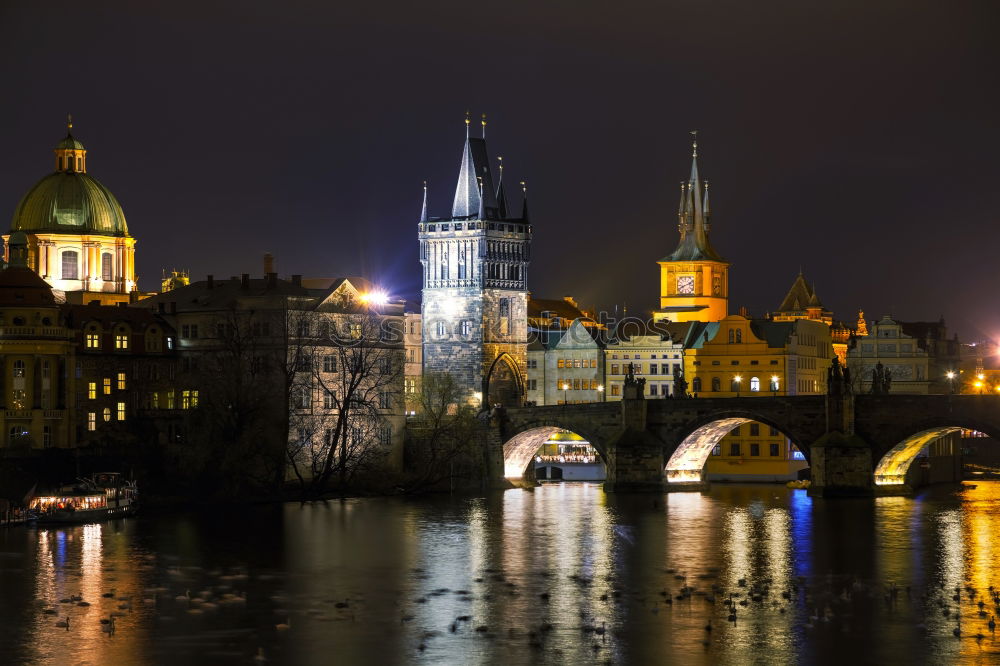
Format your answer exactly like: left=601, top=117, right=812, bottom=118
left=1, top=1, right=998, bottom=339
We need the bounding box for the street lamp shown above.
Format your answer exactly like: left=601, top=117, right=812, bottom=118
left=733, top=375, right=742, bottom=398
left=597, top=384, right=605, bottom=402
left=562, top=382, right=570, bottom=406
left=771, top=375, right=780, bottom=397
left=946, top=371, right=956, bottom=394
left=976, top=380, right=984, bottom=395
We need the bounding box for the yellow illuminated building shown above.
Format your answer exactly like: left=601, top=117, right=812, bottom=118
left=684, top=315, right=832, bottom=481
left=653, top=136, right=728, bottom=323
left=4, top=119, right=137, bottom=305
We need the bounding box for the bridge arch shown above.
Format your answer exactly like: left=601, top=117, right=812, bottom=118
left=872, top=415, right=1000, bottom=487
left=663, top=410, right=810, bottom=484
left=502, top=422, right=608, bottom=481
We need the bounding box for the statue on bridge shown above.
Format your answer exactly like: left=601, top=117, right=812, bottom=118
left=870, top=362, right=892, bottom=395
left=674, top=367, right=688, bottom=398
left=826, top=357, right=852, bottom=396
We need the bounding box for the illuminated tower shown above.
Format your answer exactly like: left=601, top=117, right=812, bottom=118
left=418, top=115, right=530, bottom=407
left=653, top=134, right=729, bottom=323
left=5, top=117, right=138, bottom=304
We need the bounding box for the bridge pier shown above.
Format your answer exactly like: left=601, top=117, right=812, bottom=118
left=808, top=431, right=874, bottom=497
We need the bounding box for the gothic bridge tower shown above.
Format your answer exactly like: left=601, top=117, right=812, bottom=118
left=654, top=134, right=729, bottom=323
left=419, top=115, right=531, bottom=408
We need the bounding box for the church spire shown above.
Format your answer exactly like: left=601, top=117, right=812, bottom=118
left=420, top=181, right=428, bottom=223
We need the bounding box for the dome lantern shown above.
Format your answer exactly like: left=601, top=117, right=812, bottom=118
left=54, top=114, right=87, bottom=173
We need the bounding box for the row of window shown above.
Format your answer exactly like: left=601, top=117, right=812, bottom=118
left=293, top=388, right=393, bottom=410
left=7, top=425, right=53, bottom=447
left=59, top=251, right=116, bottom=281
left=689, top=377, right=780, bottom=392
left=609, top=363, right=682, bottom=376
left=712, top=442, right=785, bottom=457
left=556, top=379, right=601, bottom=391
left=556, top=359, right=598, bottom=369
left=693, top=359, right=780, bottom=366
left=84, top=329, right=170, bottom=352
left=86, top=403, right=128, bottom=430
left=608, top=353, right=682, bottom=360
left=423, top=222, right=527, bottom=234
left=86, top=373, right=127, bottom=398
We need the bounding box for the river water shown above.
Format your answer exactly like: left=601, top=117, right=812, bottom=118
left=2, top=482, right=1000, bottom=665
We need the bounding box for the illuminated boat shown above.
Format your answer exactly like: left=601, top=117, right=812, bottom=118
left=30, top=473, right=137, bottom=524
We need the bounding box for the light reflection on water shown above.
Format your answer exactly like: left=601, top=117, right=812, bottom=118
left=3, top=483, right=1000, bottom=664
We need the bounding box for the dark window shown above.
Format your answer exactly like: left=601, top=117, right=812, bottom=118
left=692, top=377, right=702, bottom=392
left=750, top=443, right=760, bottom=456
left=729, top=443, right=741, bottom=456
left=711, top=377, right=721, bottom=391
left=62, top=251, right=79, bottom=280
left=750, top=423, right=760, bottom=436
left=770, top=443, right=780, bottom=456
left=101, top=254, right=113, bottom=281
left=769, top=426, right=779, bottom=436
left=731, top=425, right=741, bottom=436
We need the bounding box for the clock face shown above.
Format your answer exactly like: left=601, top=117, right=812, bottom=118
left=677, top=276, right=695, bottom=294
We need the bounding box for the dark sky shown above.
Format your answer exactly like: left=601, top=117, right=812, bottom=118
left=1, top=1, right=998, bottom=339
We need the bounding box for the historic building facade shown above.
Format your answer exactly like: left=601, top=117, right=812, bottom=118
left=683, top=315, right=832, bottom=481
left=654, top=137, right=729, bottom=323
left=604, top=321, right=687, bottom=400
left=419, top=118, right=530, bottom=408
left=5, top=120, right=137, bottom=305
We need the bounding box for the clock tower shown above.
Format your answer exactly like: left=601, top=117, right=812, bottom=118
left=653, top=135, right=728, bottom=323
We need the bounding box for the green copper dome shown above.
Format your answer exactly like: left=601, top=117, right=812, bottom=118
left=56, top=134, right=85, bottom=150
left=11, top=171, right=129, bottom=237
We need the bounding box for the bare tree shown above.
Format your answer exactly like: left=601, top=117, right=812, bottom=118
left=402, top=372, right=487, bottom=492
left=285, top=305, right=404, bottom=498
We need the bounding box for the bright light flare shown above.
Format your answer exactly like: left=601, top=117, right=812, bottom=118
left=359, top=290, right=389, bottom=306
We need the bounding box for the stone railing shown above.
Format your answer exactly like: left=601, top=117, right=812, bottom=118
left=0, top=327, right=68, bottom=338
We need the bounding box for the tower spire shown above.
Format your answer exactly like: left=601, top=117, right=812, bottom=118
left=477, top=177, right=485, bottom=220
left=420, top=181, right=428, bottom=223
left=663, top=132, right=722, bottom=263
left=481, top=113, right=487, bottom=139
left=495, top=156, right=509, bottom=219
left=67, top=114, right=73, bottom=132
left=452, top=113, right=482, bottom=218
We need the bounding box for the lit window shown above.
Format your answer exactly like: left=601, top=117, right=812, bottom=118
left=191, top=390, right=198, bottom=408
left=12, top=360, right=25, bottom=377
left=182, top=390, right=191, bottom=409
left=349, top=323, right=362, bottom=339
left=88, top=382, right=96, bottom=399
left=166, top=390, right=175, bottom=409
left=405, top=378, right=416, bottom=394
left=750, top=377, right=760, bottom=392
left=460, top=320, right=471, bottom=336
left=11, top=389, right=25, bottom=409
left=115, top=334, right=129, bottom=350
left=117, top=372, right=126, bottom=390
left=117, top=402, right=126, bottom=421
left=103, top=407, right=112, bottom=422
left=166, top=337, right=174, bottom=350
left=103, top=378, right=111, bottom=395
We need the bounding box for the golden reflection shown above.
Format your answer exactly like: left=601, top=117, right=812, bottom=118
left=874, top=427, right=961, bottom=485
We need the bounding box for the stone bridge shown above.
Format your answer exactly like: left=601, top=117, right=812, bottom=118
left=494, top=393, right=1000, bottom=496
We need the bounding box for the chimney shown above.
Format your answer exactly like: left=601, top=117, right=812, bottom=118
left=291, top=274, right=302, bottom=287
left=241, top=273, right=250, bottom=289
left=207, top=274, right=214, bottom=289
left=266, top=272, right=277, bottom=289
left=263, top=252, right=275, bottom=275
